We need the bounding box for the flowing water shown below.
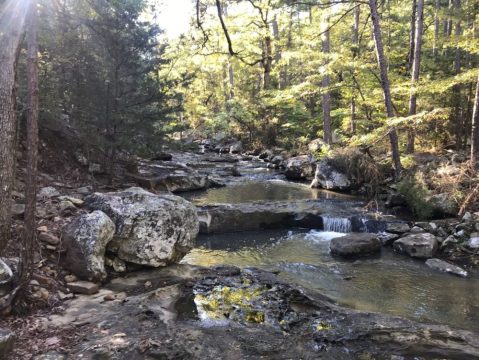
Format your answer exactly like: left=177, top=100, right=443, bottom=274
left=182, top=229, right=479, bottom=332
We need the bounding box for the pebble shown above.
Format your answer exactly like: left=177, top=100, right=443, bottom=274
left=39, top=232, right=61, bottom=245
left=64, top=274, right=78, bottom=283
left=67, top=281, right=99, bottom=295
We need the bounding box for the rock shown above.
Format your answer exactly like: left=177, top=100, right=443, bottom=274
left=385, top=222, right=411, bottom=234
left=11, top=203, right=25, bottom=217
left=151, top=153, right=173, bottom=161
left=441, top=235, right=458, bottom=247
left=425, top=258, right=468, bottom=277
left=330, top=233, right=381, bottom=258
left=415, top=222, right=437, bottom=233
left=285, top=156, right=316, bottom=180
left=67, top=281, right=99, bottom=295
left=271, top=155, right=284, bottom=166
left=310, top=160, right=351, bottom=191
left=75, top=151, right=89, bottom=166
left=393, top=233, right=438, bottom=258
left=0, top=328, right=14, bottom=359
left=127, top=162, right=210, bottom=192
left=112, top=257, right=126, bottom=273
left=63, top=211, right=116, bottom=281
left=39, top=232, right=60, bottom=246
left=38, top=186, right=60, bottom=198
left=58, top=196, right=84, bottom=207
left=308, top=138, right=326, bottom=153
left=377, top=232, right=400, bottom=245
left=0, top=259, right=13, bottom=286
left=77, top=186, right=92, bottom=195
left=58, top=199, right=77, bottom=215
left=37, top=225, right=48, bottom=232
left=64, top=275, right=78, bottom=283
left=34, top=351, right=66, bottom=360
left=229, top=141, right=243, bottom=154
left=259, top=150, right=273, bottom=160
left=463, top=212, right=473, bottom=221
left=429, top=193, right=458, bottom=217
left=468, top=232, right=479, bottom=249
left=85, top=187, right=199, bottom=267
left=35, top=287, right=50, bottom=301
left=408, top=226, right=425, bottom=234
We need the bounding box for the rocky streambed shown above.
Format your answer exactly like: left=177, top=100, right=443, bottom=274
left=3, top=151, right=479, bottom=359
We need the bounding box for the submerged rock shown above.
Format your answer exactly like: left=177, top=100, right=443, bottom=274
left=330, top=233, right=381, bottom=258
left=425, top=258, right=468, bottom=277
left=284, top=155, right=316, bottom=180
left=63, top=211, right=116, bottom=281
left=310, top=160, right=351, bottom=191
left=86, top=187, right=199, bottom=267
left=393, top=233, right=438, bottom=258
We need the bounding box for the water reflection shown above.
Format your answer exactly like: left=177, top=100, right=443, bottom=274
left=182, top=180, right=361, bottom=205
left=182, top=230, right=479, bottom=332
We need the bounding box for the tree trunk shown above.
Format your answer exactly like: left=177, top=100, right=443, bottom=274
left=351, top=5, right=360, bottom=134
left=453, top=0, right=463, bottom=149
left=263, top=36, right=273, bottom=90
left=368, top=0, right=402, bottom=178
left=0, top=3, right=28, bottom=252
left=407, top=0, right=417, bottom=71
left=407, top=0, right=424, bottom=153
left=23, top=0, right=39, bottom=282
left=321, top=15, right=332, bottom=145
left=471, top=74, right=479, bottom=168
left=433, top=0, right=440, bottom=56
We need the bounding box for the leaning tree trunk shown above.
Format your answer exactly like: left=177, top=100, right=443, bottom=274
left=23, top=0, right=39, bottom=282
left=368, top=0, right=402, bottom=179
left=321, top=14, right=332, bottom=145
left=407, top=0, right=424, bottom=153
left=471, top=74, right=479, bottom=168
left=0, top=2, right=29, bottom=253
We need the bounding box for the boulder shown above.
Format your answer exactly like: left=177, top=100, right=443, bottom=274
left=310, top=160, right=351, bottom=191
left=38, top=186, right=60, bottom=198
left=385, top=222, right=411, bottom=234
left=127, top=162, right=210, bottom=192
left=229, top=141, right=243, bottom=154
left=429, top=193, right=458, bottom=217
left=425, top=258, right=468, bottom=277
left=285, top=156, right=316, bottom=180
left=468, top=232, right=479, bottom=249
left=0, top=259, right=13, bottom=286
left=330, top=233, right=382, bottom=258
left=63, top=211, right=116, bottom=281
left=0, top=328, right=14, bottom=359
left=393, top=233, right=438, bottom=258
left=85, top=187, right=199, bottom=267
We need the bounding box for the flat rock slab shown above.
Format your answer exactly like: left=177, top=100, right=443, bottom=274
left=393, top=233, right=438, bottom=258
left=330, top=233, right=382, bottom=258
left=197, top=199, right=395, bottom=234
left=67, top=281, right=99, bottom=295
left=0, top=328, right=14, bottom=359
left=426, top=258, right=468, bottom=277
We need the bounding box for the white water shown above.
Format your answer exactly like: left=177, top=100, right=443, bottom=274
left=321, top=216, right=352, bottom=233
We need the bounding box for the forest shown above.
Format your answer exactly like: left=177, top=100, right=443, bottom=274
left=1, top=0, right=479, bottom=358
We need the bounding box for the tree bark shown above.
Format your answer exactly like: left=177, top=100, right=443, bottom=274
left=407, top=0, right=417, bottom=71
left=322, top=15, right=332, bottom=145
left=263, top=36, right=273, bottom=90
left=433, top=0, right=440, bottom=56
left=453, top=0, right=463, bottom=149
left=0, top=2, right=29, bottom=252
left=407, top=0, right=424, bottom=153
left=351, top=5, right=360, bottom=134
left=471, top=74, right=479, bottom=168
left=368, top=0, right=402, bottom=178
left=23, top=0, right=39, bottom=282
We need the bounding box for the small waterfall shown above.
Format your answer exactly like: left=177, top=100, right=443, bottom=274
left=321, top=216, right=352, bottom=233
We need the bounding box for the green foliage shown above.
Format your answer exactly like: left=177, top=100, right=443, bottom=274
left=397, top=177, right=434, bottom=220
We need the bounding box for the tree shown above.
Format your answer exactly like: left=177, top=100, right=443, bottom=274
left=407, top=0, right=424, bottom=153
left=368, top=0, right=402, bottom=178
left=0, top=1, right=30, bottom=253
left=471, top=74, right=479, bottom=168
left=22, top=0, right=39, bottom=282
left=321, top=13, right=332, bottom=144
